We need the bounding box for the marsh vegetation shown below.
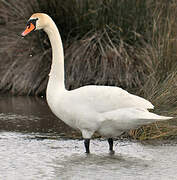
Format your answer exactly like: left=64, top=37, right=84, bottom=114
left=0, top=0, right=177, bottom=139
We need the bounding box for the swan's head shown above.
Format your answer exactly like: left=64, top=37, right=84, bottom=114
left=21, top=13, right=49, bottom=37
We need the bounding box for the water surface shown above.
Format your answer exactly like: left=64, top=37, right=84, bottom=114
left=0, top=96, right=177, bottom=180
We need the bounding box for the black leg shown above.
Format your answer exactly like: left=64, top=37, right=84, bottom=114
left=108, top=138, right=114, bottom=154
left=84, top=139, right=90, bottom=154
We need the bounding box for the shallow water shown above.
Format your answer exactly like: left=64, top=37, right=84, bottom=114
left=0, top=96, right=177, bottom=180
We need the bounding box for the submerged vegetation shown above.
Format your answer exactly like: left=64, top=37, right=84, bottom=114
left=0, top=0, right=177, bottom=140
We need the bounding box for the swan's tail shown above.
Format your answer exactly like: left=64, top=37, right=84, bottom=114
left=138, top=110, right=173, bottom=121
left=101, top=108, right=173, bottom=129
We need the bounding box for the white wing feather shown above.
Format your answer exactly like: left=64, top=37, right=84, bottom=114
left=70, top=85, right=153, bottom=113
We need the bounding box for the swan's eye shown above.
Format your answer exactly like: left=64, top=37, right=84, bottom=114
left=21, top=20, right=37, bottom=37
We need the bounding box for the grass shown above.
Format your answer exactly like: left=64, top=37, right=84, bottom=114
left=0, top=0, right=177, bottom=139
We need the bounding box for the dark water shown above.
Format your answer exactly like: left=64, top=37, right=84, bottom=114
left=0, top=96, right=177, bottom=180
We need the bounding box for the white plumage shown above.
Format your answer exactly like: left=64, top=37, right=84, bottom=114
left=22, top=13, right=172, bottom=153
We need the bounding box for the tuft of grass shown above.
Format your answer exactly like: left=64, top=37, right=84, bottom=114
left=129, top=120, right=177, bottom=141
left=0, top=0, right=177, bottom=139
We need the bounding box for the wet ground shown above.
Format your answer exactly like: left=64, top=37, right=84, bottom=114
left=0, top=96, right=177, bottom=180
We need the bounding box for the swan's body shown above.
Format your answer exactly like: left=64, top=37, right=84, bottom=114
left=22, top=13, right=172, bottom=153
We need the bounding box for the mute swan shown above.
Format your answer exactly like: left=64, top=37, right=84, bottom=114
left=22, top=13, right=172, bottom=154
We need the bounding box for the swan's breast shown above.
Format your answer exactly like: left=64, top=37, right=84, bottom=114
left=46, top=90, right=101, bottom=131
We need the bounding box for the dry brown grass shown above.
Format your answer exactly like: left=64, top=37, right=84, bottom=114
left=64, top=31, right=153, bottom=90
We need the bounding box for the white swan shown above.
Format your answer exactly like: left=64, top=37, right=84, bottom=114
left=22, top=13, right=172, bottom=153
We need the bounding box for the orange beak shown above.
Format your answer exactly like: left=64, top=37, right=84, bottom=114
left=21, top=23, right=35, bottom=37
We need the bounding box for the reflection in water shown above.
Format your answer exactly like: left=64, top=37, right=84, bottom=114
left=0, top=96, right=177, bottom=180
left=0, top=96, right=76, bottom=136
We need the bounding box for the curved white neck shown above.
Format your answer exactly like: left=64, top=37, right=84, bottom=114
left=44, top=19, right=65, bottom=91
